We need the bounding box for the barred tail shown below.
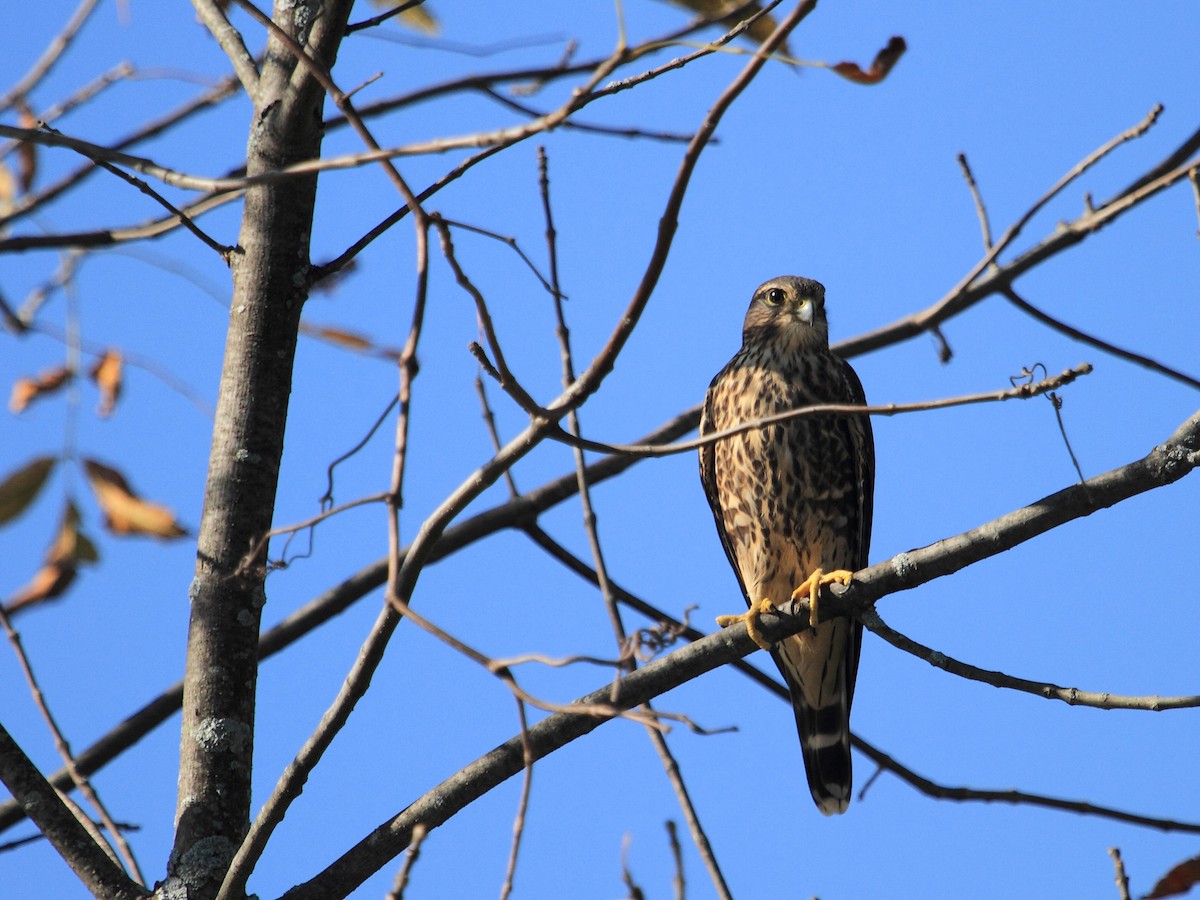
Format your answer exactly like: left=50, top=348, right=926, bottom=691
left=774, top=617, right=859, bottom=815
left=793, top=681, right=853, bottom=815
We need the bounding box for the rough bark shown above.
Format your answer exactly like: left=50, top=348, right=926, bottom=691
left=168, top=3, right=355, bottom=896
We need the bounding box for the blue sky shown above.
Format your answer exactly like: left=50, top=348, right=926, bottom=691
left=2, top=2, right=1198, bottom=898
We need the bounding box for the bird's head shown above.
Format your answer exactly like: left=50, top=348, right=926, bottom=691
left=741, top=276, right=829, bottom=351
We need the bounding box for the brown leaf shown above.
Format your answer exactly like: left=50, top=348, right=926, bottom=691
left=9, top=365, right=72, bottom=413
left=831, top=35, right=907, bottom=85
left=665, top=1, right=786, bottom=51
left=83, top=458, right=189, bottom=539
left=89, top=349, right=124, bottom=418
left=5, top=501, right=98, bottom=614
left=369, top=0, right=439, bottom=34
left=6, top=560, right=77, bottom=613
left=0, top=456, right=57, bottom=526
left=47, top=500, right=100, bottom=566
left=0, top=162, right=15, bottom=215
left=16, top=103, right=38, bottom=194
left=300, top=321, right=402, bottom=361
left=1147, top=854, right=1200, bottom=899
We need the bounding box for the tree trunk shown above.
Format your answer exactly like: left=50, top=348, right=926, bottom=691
left=169, top=3, right=354, bottom=895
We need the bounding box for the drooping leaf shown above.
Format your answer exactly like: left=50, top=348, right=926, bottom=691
left=6, top=560, right=77, bottom=613
left=89, top=349, right=124, bottom=418
left=369, top=0, right=439, bottom=34
left=0, top=456, right=57, bottom=526
left=83, top=458, right=189, bottom=539
left=1147, top=853, right=1200, bottom=899
left=16, top=103, right=38, bottom=194
left=831, top=35, right=907, bottom=85
left=300, top=321, right=402, bottom=361
left=0, top=162, right=15, bottom=215
left=5, top=500, right=98, bottom=614
left=663, top=0, right=786, bottom=51
left=48, top=500, right=100, bottom=564
left=9, top=365, right=72, bottom=413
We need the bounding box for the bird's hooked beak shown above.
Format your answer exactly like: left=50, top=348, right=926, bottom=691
left=789, top=296, right=817, bottom=326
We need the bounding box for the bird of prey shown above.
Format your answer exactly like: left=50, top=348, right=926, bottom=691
left=699, top=276, right=874, bottom=815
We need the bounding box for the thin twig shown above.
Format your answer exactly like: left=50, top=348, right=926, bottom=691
left=38, top=125, right=236, bottom=261
left=278, top=406, right=1200, bottom=899
left=473, top=374, right=520, bottom=498
left=320, top=393, right=400, bottom=509
left=859, top=607, right=1200, bottom=711
left=840, top=104, right=1181, bottom=358
left=0, top=0, right=102, bottom=114
left=0, top=607, right=145, bottom=884
left=498, top=698, right=534, bottom=900
left=956, top=151, right=994, bottom=253
left=550, top=364, right=1094, bottom=458
left=432, top=217, right=543, bottom=414
left=386, top=823, right=428, bottom=900
left=852, top=738, right=1200, bottom=835
left=539, top=142, right=733, bottom=900
left=0, top=724, right=145, bottom=899
left=1108, top=847, right=1133, bottom=900
left=1003, top=287, right=1200, bottom=391
left=189, top=0, right=260, bottom=94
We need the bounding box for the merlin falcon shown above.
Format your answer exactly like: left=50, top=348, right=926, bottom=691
left=699, top=276, right=874, bottom=815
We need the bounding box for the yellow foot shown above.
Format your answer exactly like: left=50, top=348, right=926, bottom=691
left=716, top=598, right=777, bottom=650
left=790, top=569, right=854, bottom=627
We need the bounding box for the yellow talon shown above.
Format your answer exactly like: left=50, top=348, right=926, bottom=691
left=716, top=598, right=777, bottom=650
left=790, top=568, right=854, bottom=627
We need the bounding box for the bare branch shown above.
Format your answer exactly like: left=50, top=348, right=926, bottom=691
left=0, top=724, right=146, bottom=900
left=551, top=364, right=1094, bottom=458
left=1109, top=847, right=1133, bottom=900
left=853, top=739, right=1200, bottom=835
left=0, top=607, right=144, bottom=884
left=277, top=406, right=1200, bottom=899
left=1003, top=287, right=1200, bottom=391
left=0, top=0, right=102, bottom=113
left=189, top=0, right=260, bottom=94
left=956, top=151, right=994, bottom=252
left=860, top=607, right=1200, bottom=711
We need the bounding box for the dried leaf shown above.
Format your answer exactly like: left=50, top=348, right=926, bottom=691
left=89, top=349, right=124, bottom=418
left=16, top=103, right=37, bottom=194
left=48, top=500, right=100, bottom=565
left=0, top=456, right=57, bottom=526
left=9, top=365, right=72, bottom=413
left=300, top=321, right=402, bottom=361
left=831, top=35, right=907, bottom=85
left=0, top=162, right=14, bottom=215
left=5, top=501, right=98, bottom=614
left=369, top=0, right=439, bottom=34
left=83, top=458, right=189, bottom=539
left=1147, top=854, right=1200, bottom=899
left=6, top=560, right=77, bottom=613
left=665, top=0, right=785, bottom=50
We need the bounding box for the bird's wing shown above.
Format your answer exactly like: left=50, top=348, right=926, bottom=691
left=698, top=367, right=752, bottom=607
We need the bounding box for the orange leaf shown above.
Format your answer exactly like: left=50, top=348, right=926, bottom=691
left=1147, top=854, right=1200, bottom=899
left=5, top=501, right=97, bottom=614
left=83, top=458, right=189, bottom=539
left=6, top=560, right=77, bottom=614
left=300, top=321, right=402, bottom=360
left=9, top=365, right=72, bottom=413
left=47, top=500, right=100, bottom=566
left=831, top=35, right=907, bottom=85
left=89, top=349, right=124, bottom=418
left=16, top=103, right=37, bottom=194
left=0, top=162, right=14, bottom=215
left=0, top=456, right=57, bottom=526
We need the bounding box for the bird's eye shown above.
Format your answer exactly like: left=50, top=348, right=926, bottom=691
left=764, top=288, right=787, bottom=306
